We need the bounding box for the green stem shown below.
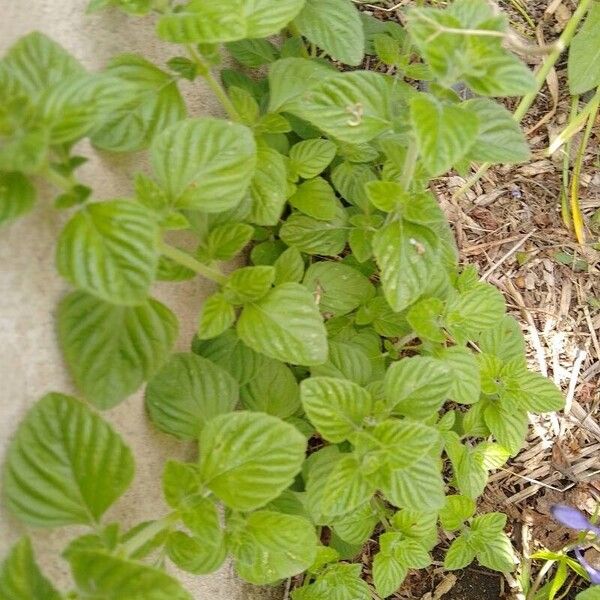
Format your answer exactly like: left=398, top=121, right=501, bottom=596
left=453, top=0, right=594, bottom=200
left=44, top=165, right=75, bottom=193
left=560, top=95, right=579, bottom=229
left=159, top=240, right=227, bottom=285
left=120, top=512, right=178, bottom=557
left=186, top=45, right=240, bottom=122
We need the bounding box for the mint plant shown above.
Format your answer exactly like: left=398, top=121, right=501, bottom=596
left=0, top=0, right=569, bottom=597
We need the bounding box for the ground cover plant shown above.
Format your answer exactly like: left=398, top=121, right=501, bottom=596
left=0, top=0, right=598, bottom=598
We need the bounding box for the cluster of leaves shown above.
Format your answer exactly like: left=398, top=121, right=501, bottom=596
left=0, top=0, right=571, bottom=598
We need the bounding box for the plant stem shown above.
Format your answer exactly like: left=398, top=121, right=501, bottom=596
left=560, top=95, right=580, bottom=229
left=453, top=0, right=594, bottom=200
left=120, top=512, right=178, bottom=557
left=158, top=240, right=227, bottom=285
left=186, top=45, right=240, bottom=122
left=44, top=165, right=75, bottom=193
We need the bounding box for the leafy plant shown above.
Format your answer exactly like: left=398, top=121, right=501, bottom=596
left=0, top=0, right=568, bottom=597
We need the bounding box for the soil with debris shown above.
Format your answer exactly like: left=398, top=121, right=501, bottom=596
left=352, top=0, right=599, bottom=598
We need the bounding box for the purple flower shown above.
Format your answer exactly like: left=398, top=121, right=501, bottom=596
left=551, top=505, right=600, bottom=536
left=575, top=549, right=600, bottom=585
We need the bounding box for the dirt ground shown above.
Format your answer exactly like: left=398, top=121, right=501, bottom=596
left=353, top=0, right=600, bottom=597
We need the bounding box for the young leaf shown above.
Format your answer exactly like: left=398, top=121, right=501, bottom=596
left=237, top=282, right=328, bottom=365
left=248, top=146, right=288, bottom=225
left=463, top=98, right=530, bottom=164
left=241, top=359, right=300, bottom=418
left=384, top=356, right=452, bottom=419
left=58, top=291, right=177, bottom=409
left=410, top=94, right=479, bottom=175
left=373, top=553, right=407, bottom=598
left=289, top=177, right=338, bottom=221
left=4, top=393, right=134, bottom=527
left=280, top=210, right=348, bottom=256
left=504, top=369, right=565, bottom=413
left=322, top=455, right=375, bottom=517
left=437, top=346, right=481, bottom=405
left=0, top=538, right=61, bottom=600
left=568, top=3, right=600, bottom=95
left=204, top=222, right=254, bottom=261
left=145, top=353, right=238, bottom=439
left=303, top=261, right=375, bottom=316
left=0, top=172, right=36, bottom=226
left=157, top=0, right=306, bottom=44
left=69, top=550, right=192, bottom=599
left=333, top=502, right=379, bottom=545
left=300, top=377, right=372, bottom=443
left=167, top=530, right=226, bottom=575
left=478, top=315, right=526, bottom=364
left=92, top=54, right=186, bottom=152
left=311, top=339, right=373, bottom=386
left=373, top=219, right=439, bottom=312
left=484, top=402, right=528, bottom=455
left=229, top=510, right=318, bottom=584
left=288, top=71, right=392, bottom=143
left=406, top=297, right=445, bottom=342
left=151, top=117, right=256, bottom=212
left=198, top=411, right=306, bottom=510
left=162, top=460, right=202, bottom=509
left=56, top=200, right=159, bottom=305
left=289, top=139, right=337, bottom=179
left=197, top=293, right=236, bottom=339
left=331, top=162, right=377, bottom=211
left=293, top=0, right=365, bottom=66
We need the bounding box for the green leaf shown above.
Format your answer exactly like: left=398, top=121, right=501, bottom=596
left=373, top=553, right=407, bottom=597
left=167, top=530, right=226, bottom=575
left=199, top=411, right=306, bottom=510
left=407, top=297, right=445, bottom=342
left=241, top=359, right=300, bottom=418
left=197, top=293, right=236, bottom=340
left=69, top=550, right=192, bottom=599
left=204, top=222, right=254, bottom=260
left=3, top=393, right=134, bottom=527
left=373, top=219, right=439, bottom=312
left=151, top=117, right=256, bottom=212
left=355, top=419, right=439, bottom=470
left=0, top=172, right=36, bottom=226
left=288, top=71, right=392, bottom=143
left=56, top=200, right=159, bottom=305
left=303, top=261, right=375, bottom=316
left=229, top=510, right=318, bottom=584
left=157, top=0, right=306, bottom=43
left=576, top=588, right=600, bottom=600
left=380, top=459, right=445, bottom=511
left=92, top=54, right=186, bottom=152
left=226, top=38, right=279, bottom=67
left=303, top=563, right=371, bottom=600
left=294, top=0, right=365, bottom=66
left=505, top=369, right=564, bottom=413
left=390, top=509, right=438, bottom=548
left=274, top=246, right=305, bottom=284
left=333, top=502, right=379, bottom=545
left=167, top=497, right=226, bottom=574
left=145, top=353, right=238, bottom=439
left=439, top=495, right=476, bottom=531
left=331, top=162, right=377, bottom=211
left=365, top=181, right=407, bottom=212
left=384, top=356, right=451, bottom=419
left=162, top=460, right=202, bottom=509
left=248, top=146, right=288, bottom=225
left=300, top=377, right=372, bottom=443
left=192, top=329, right=267, bottom=385
left=437, top=346, right=481, bottom=405
left=280, top=210, right=348, bottom=256
left=237, top=282, right=328, bottom=365
left=311, top=339, right=372, bottom=386
left=464, top=98, right=530, bottom=164
left=1, top=32, right=83, bottom=98
left=289, top=139, right=337, bottom=180
left=268, top=57, right=336, bottom=113
left=0, top=538, right=61, bottom=600
left=410, top=94, right=479, bottom=175
left=223, top=265, right=275, bottom=304
left=484, top=402, right=528, bottom=454
left=464, top=51, right=535, bottom=97
left=444, top=535, right=476, bottom=570
left=379, top=534, right=431, bottom=568
left=58, top=291, right=177, bottom=409
left=289, top=177, right=338, bottom=221
left=478, top=315, right=526, bottom=364
left=471, top=520, right=515, bottom=572
left=568, top=3, right=600, bottom=94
